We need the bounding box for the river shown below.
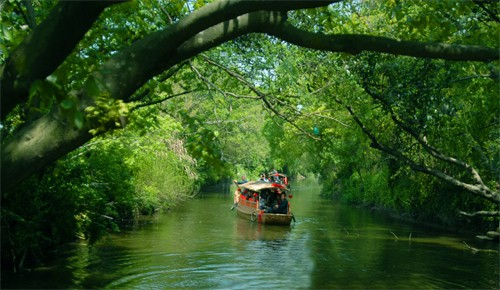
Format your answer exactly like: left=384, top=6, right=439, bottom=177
left=2, top=182, right=499, bottom=289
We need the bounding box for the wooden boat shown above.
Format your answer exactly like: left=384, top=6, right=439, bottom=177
left=233, top=180, right=294, bottom=225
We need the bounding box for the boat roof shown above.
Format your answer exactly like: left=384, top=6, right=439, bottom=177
left=239, top=181, right=286, bottom=191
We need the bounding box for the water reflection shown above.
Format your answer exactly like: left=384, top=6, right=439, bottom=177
left=1, top=184, right=498, bottom=289
left=234, top=218, right=291, bottom=241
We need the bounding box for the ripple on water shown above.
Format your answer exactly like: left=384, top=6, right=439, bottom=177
left=105, top=239, right=313, bottom=289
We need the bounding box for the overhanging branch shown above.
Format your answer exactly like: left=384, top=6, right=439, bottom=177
left=131, top=90, right=196, bottom=112
left=459, top=210, right=499, bottom=218
left=364, top=87, right=494, bottom=198
left=266, top=22, right=499, bottom=62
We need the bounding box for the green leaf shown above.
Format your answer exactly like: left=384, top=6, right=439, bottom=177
left=61, top=99, right=75, bottom=110
left=74, top=111, right=84, bottom=129
left=85, top=77, right=101, bottom=97
left=161, top=83, right=173, bottom=95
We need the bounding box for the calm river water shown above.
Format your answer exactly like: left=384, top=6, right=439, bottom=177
left=2, top=182, right=499, bottom=289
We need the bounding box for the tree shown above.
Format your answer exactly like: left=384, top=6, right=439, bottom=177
left=342, top=54, right=499, bottom=213
left=1, top=0, right=498, bottom=194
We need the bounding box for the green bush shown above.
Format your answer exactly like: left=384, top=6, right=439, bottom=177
left=1, top=124, right=199, bottom=271
left=1, top=142, right=133, bottom=270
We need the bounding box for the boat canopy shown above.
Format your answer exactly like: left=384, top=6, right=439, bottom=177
left=238, top=181, right=286, bottom=192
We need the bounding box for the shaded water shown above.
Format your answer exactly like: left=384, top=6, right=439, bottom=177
left=2, top=182, right=499, bottom=289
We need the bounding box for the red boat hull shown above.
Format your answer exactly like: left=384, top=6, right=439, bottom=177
left=235, top=192, right=293, bottom=225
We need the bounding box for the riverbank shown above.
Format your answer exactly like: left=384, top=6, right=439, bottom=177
left=339, top=200, right=499, bottom=242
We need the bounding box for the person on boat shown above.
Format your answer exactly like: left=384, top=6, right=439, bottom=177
left=259, top=173, right=268, bottom=182
left=260, top=189, right=268, bottom=201
left=234, top=175, right=248, bottom=184
left=259, top=191, right=268, bottom=210
left=269, top=169, right=281, bottom=183
left=266, top=189, right=278, bottom=208
left=243, top=189, right=252, bottom=199
left=273, top=192, right=289, bottom=214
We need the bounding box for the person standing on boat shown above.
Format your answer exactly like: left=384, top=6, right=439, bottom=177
left=234, top=175, right=248, bottom=184
left=231, top=175, right=248, bottom=210
left=259, top=173, right=268, bottom=182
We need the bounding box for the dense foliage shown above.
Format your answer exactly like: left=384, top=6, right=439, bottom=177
left=260, top=1, right=499, bottom=229
left=1, top=109, right=199, bottom=270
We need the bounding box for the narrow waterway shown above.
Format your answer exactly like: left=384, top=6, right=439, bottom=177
left=3, top=182, right=499, bottom=289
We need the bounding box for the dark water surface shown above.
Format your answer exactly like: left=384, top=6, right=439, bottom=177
left=2, top=182, right=499, bottom=289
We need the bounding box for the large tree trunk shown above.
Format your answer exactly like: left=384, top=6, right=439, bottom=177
left=1, top=1, right=120, bottom=119
left=1, top=111, right=92, bottom=195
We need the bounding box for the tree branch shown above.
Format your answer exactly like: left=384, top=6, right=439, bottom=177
left=92, top=4, right=499, bottom=111
left=266, top=22, right=499, bottom=62
left=89, top=1, right=338, bottom=105
left=300, top=111, right=350, bottom=127
left=22, top=0, right=37, bottom=29
left=188, top=60, right=230, bottom=103
left=14, top=1, right=35, bottom=29
left=130, top=90, right=196, bottom=112
left=473, top=0, right=500, bottom=23
left=364, top=87, right=493, bottom=197
left=200, top=55, right=321, bottom=140
left=1, top=1, right=123, bottom=120
left=336, top=97, right=500, bottom=204
left=128, top=61, right=189, bottom=102
left=1, top=110, right=93, bottom=195
left=459, top=210, right=499, bottom=218
left=0, top=9, right=290, bottom=193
